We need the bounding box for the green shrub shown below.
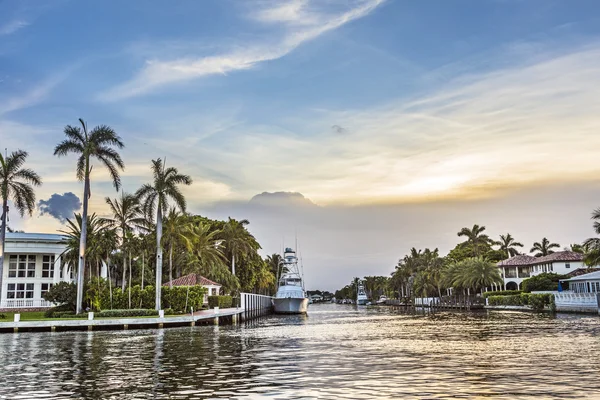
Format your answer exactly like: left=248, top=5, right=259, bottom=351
left=93, top=283, right=206, bottom=312
left=487, top=293, right=554, bottom=311
left=96, top=309, right=158, bottom=318
left=522, top=273, right=569, bottom=292
left=208, top=295, right=233, bottom=309
left=0, top=313, right=6, bottom=319
left=162, top=286, right=207, bottom=312
left=47, top=311, right=87, bottom=319
left=483, top=290, right=522, bottom=299
left=43, top=282, right=77, bottom=312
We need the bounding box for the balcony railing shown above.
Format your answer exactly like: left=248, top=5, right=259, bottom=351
left=0, top=299, right=54, bottom=308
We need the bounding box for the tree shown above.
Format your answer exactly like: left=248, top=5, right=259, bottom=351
left=457, top=224, right=492, bottom=256
left=104, top=192, right=145, bottom=290
left=583, top=208, right=600, bottom=266
left=521, top=272, right=568, bottom=292
left=136, top=158, right=192, bottom=310
left=162, top=208, right=193, bottom=286
left=0, top=150, right=42, bottom=302
left=530, top=237, right=560, bottom=257
left=54, top=119, right=124, bottom=313
left=494, top=233, right=524, bottom=258
left=221, top=218, right=260, bottom=276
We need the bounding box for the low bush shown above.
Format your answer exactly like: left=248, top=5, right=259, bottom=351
left=43, top=282, right=77, bottom=312
left=482, top=290, right=522, bottom=299
left=487, top=293, right=554, bottom=311
left=0, top=313, right=6, bottom=319
left=96, top=309, right=158, bottom=318
left=208, top=295, right=233, bottom=309
left=47, top=311, right=87, bottom=319
left=44, top=304, right=76, bottom=318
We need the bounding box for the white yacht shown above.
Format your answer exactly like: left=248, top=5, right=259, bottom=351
left=376, top=295, right=388, bottom=305
left=272, top=247, right=309, bottom=314
left=356, top=281, right=369, bottom=306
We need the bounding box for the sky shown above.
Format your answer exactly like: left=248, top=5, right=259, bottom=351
left=2, top=0, right=600, bottom=290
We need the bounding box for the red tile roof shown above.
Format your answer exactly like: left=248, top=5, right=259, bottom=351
left=163, top=273, right=221, bottom=287
left=567, top=267, right=600, bottom=277
left=497, top=254, right=537, bottom=267
left=532, top=251, right=584, bottom=264
left=497, top=251, right=584, bottom=267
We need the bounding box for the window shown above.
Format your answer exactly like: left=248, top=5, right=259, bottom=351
left=42, top=255, right=55, bottom=278
left=6, top=283, right=34, bottom=299
left=8, top=255, right=36, bottom=278
left=565, top=263, right=570, bottom=269
left=41, top=283, right=53, bottom=296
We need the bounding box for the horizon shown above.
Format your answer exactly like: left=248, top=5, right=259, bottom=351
left=2, top=0, right=600, bottom=290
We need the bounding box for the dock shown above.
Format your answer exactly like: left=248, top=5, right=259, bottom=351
left=0, top=293, right=273, bottom=333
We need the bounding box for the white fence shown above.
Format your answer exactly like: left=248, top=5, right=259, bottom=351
left=554, top=292, right=598, bottom=313
left=239, top=293, right=273, bottom=320
left=414, top=297, right=440, bottom=307
left=0, top=299, right=54, bottom=309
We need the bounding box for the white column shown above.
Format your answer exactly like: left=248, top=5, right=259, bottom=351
left=53, top=255, right=61, bottom=284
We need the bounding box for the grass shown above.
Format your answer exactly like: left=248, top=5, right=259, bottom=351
left=0, top=310, right=194, bottom=322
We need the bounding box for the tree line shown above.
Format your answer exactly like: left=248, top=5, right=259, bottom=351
left=335, top=219, right=600, bottom=301
left=0, top=119, right=283, bottom=313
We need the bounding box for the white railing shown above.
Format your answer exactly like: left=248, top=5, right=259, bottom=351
left=414, top=297, right=440, bottom=307
left=239, top=293, right=273, bottom=320
left=0, top=299, right=54, bottom=309
left=554, top=292, right=597, bottom=306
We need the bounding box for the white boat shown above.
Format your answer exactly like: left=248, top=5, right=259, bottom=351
left=356, top=282, right=368, bottom=306
left=272, top=247, right=309, bottom=314
left=376, top=295, right=388, bottom=305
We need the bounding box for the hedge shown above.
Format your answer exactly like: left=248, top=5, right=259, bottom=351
left=487, top=293, right=554, bottom=311
left=95, top=309, right=158, bottom=318
left=482, top=290, right=522, bottom=299
left=208, top=295, right=233, bottom=309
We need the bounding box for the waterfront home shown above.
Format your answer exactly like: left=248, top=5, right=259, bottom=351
left=1, top=233, right=72, bottom=310
left=310, top=294, right=323, bottom=303
left=495, top=251, right=585, bottom=291
left=163, top=273, right=222, bottom=304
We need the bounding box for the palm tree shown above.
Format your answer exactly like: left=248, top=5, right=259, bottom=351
left=457, top=224, right=491, bottom=256
left=495, top=233, right=524, bottom=258
left=54, top=119, right=124, bottom=314
left=221, top=218, right=260, bottom=276
left=0, top=150, right=42, bottom=301
left=530, top=237, right=560, bottom=257
left=162, top=208, right=193, bottom=286
left=103, top=192, right=144, bottom=290
left=136, top=158, right=192, bottom=310
left=583, top=208, right=600, bottom=266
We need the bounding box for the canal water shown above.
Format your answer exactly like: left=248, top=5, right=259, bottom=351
left=1, top=304, right=600, bottom=399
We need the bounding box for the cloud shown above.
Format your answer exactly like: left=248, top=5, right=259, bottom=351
left=0, top=19, right=29, bottom=35
left=331, top=124, right=347, bottom=134
left=99, top=0, right=385, bottom=100
left=38, top=192, right=82, bottom=223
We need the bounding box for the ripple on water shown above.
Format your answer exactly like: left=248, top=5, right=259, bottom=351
left=1, top=305, right=600, bottom=399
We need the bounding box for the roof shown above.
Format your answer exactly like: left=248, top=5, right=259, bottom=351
left=567, top=268, right=600, bottom=277
left=162, top=273, right=221, bottom=287
left=497, top=251, right=584, bottom=267
left=565, top=270, right=600, bottom=282
left=497, top=254, right=537, bottom=267
left=5, top=232, right=66, bottom=242
left=532, top=251, right=584, bottom=264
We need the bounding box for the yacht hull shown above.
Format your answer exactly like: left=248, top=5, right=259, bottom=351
left=272, top=297, right=309, bottom=314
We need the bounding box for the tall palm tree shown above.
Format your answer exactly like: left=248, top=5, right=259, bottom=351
left=162, top=208, right=193, bottom=286
left=457, top=224, right=491, bottom=256
left=0, top=150, right=42, bottom=301
left=54, top=119, right=124, bottom=313
left=583, top=208, right=600, bottom=266
left=494, top=233, right=524, bottom=258
left=103, top=192, right=144, bottom=290
left=136, top=158, right=192, bottom=310
left=530, top=237, right=560, bottom=257
left=221, top=217, right=260, bottom=276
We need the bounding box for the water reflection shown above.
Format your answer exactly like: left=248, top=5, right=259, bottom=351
left=1, top=305, right=600, bottom=398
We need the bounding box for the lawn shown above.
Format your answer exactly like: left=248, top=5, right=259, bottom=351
left=0, top=311, right=193, bottom=322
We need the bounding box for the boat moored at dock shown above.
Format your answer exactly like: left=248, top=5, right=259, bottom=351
left=272, top=247, right=309, bottom=314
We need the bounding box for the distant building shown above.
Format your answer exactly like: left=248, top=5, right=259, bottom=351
left=309, top=294, right=323, bottom=302
left=495, top=251, right=585, bottom=291
left=1, top=233, right=72, bottom=310
left=163, top=273, right=222, bottom=304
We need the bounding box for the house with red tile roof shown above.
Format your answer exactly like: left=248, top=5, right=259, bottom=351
left=495, top=251, right=585, bottom=291
left=163, top=273, right=222, bottom=304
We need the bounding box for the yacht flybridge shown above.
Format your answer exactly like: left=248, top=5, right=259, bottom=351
left=272, top=247, right=309, bottom=314
left=356, top=281, right=368, bottom=305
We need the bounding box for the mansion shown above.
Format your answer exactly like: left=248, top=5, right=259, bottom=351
left=495, top=251, right=585, bottom=291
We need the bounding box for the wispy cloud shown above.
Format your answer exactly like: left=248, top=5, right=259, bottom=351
left=99, top=0, right=385, bottom=101
left=150, top=42, right=600, bottom=205
left=0, top=19, right=29, bottom=35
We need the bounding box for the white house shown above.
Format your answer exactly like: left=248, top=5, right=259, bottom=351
left=495, top=251, right=585, bottom=291
left=1, top=232, right=72, bottom=310
left=163, top=273, right=222, bottom=304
